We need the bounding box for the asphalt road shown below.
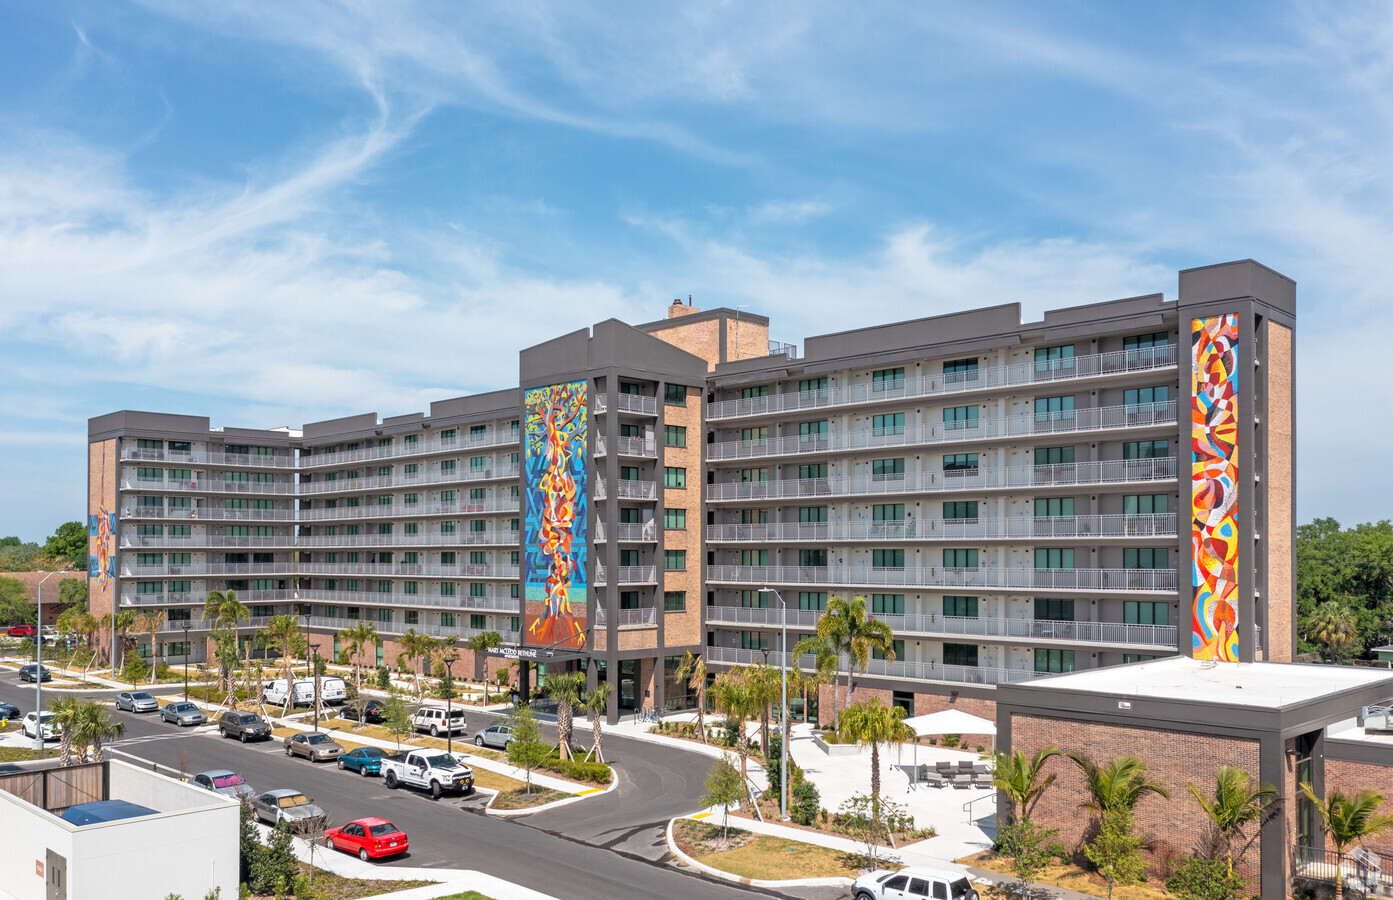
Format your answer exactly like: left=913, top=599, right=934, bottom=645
left=97, top=704, right=847, bottom=900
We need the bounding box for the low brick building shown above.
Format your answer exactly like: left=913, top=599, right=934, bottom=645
left=996, top=657, right=1393, bottom=899
left=0, top=570, right=84, bottom=626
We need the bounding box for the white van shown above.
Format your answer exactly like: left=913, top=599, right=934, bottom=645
left=413, top=706, right=467, bottom=737
left=262, top=679, right=315, bottom=707
left=296, top=676, right=347, bottom=705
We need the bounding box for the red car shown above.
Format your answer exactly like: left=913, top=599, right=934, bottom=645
left=6, top=625, right=35, bottom=637
left=324, top=817, right=409, bottom=861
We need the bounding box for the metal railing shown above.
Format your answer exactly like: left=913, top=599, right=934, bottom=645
left=1293, top=845, right=1393, bottom=891
left=120, top=447, right=295, bottom=468
left=303, top=615, right=518, bottom=642
left=707, top=457, right=1177, bottom=502
left=706, top=564, right=1178, bottom=593
left=706, top=344, right=1178, bottom=420
left=705, top=514, right=1177, bottom=543
left=295, top=499, right=520, bottom=521
left=595, top=607, right=659, bottom=628
left=295, top=532, right=513, bottom=548
left=120, top=534, right=295, bottom=549
left=299, top=431, right=520, bottom=469
left=121, top=506, right=295, bottom=521
left=768, top=340, right=798, bottom=358
left=595, top=479, right=658, bottom=500
left=298, top=463, right=519, bottom=494
left=594, top=565, right=658, bottom=585
left=705, top=645, right=1038, bottom=686
left=703, top=605, right=1177, bottom=648
left=595, top=522, right=659, bottom=542
left=707, top=401, right=1177, bottom=461
left=594, top=393, right=659, bottom=415
left=122, top=477, right=296, bottom=495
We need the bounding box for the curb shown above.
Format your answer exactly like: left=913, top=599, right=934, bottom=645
left=664, top=815, right=854, bottom=889
left=485, top=765, right=618, bottom=817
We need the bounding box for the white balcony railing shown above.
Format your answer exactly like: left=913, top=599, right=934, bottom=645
left=295, top=499, right=520, bottom=521
left=595, top=607, right=658, bottom=628
left=294, top=532, right=518, bottom=548
left=121, top=478, right=296, bottom=495
left=299, top=431, right=520, bottom=469
left=121, top=447, right=296, bottom=468
left=298, top=464, right=519, bottom=495
left=706, top=344, right=1179, bottom=421
left=121, top=506, right=295, bottom=521
left=595, top=522, right=659, bottom=542
left=120, top=534, right=296, bottom=549
left=304, top=615, right=519, bottom=643
left=593, top=565, right=659, bottom=585
left=705, top=514, right=1177, bottom=543
left=707, top=457, right=1176, bottom=503
left=706, top=564, right=1178, bottom=593
left=594, top=479, right=658, bottom=501
left=594, top=393, right=658, bottom=415
left=705, top=645, right=1038, bottom=687
left=708, top=401, right=1177, bottom=462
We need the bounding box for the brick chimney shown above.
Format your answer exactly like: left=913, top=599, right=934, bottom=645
left=668, top=298, right=700, bottom=318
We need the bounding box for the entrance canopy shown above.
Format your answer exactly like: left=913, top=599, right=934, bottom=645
left=903, top=709, right=996, bottom=738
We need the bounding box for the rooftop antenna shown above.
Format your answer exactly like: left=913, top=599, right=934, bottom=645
left=688, top=295, right=692, bottom=305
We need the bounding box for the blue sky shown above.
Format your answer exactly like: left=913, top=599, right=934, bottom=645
left=2, top=2, right=1390, bottom=541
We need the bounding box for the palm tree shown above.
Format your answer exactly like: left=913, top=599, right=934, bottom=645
left=397, top=629, right=433, bottom=699
left=204, top=589, right=250, bottom=697
left=546, top=671, right=587, bottom=760
left=464, top=631, right=504, bottom=703
left=49, top=696, right=83, bottom=766
left=839, top=696, right=914, bottom=810
left=134, top=609, right=165, bottom=673
left=708, top=668, right=758, bottom=804
left=791, top=633, right=839, bottom=727
left=1299, top=783, right=1393, bottom=900
left=99, top=610, right=138, bottom=669
left=584, top=682, right=614, bottom=763
left=993, top=746, right=1063, bottom=824
left=262, top=615, right=304, bottom=715
left=747, top=661, right=783, bottom=760
left=1190, top=766, right=1277, bottom=877
left=1307, top=602, right=1359, bottom=662
left=1067, top=752, right=1172, bottom=817
left=815, top=596, right=895, bottom=728
left=74, top=700, right=124, bottom=763
left=674, top=651, right=708, bottom=742
left=338, top=621, right=379, bottom=700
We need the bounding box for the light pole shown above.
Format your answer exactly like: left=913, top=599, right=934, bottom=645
left=34, top=571, right=57, bottom=750
left=759, top=586, right=788, bottom=820
left=311, top=641, right=322, bottom=733
left=442, top=651, right=458, bottom=755
left=182, top=620, right=191, bottom=701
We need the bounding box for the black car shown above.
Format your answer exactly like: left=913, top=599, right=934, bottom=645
left=341, top=699, right=386, bottom=724
left=218, top=710, right=273, bottom=743
left=18, top=665, right=52, bottom=683
left=0, top=700, right=20, bottom=721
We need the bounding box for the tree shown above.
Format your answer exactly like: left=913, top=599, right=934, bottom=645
left=583, top=682, right=613, bottom=763
left=701, top=753, right=745, bottom=844
left=506, top=704, right=549, bottom=794
left=249, top=818, right=297, bottom=896
left=673, top=651, right=709, bottom=741
left=134, top=609, right=165, bottom=673
left=73, top=699, right=123, bottom=762
left=546, top=671, right=587, bottom=760
left=1067, top=752, right=1171, bottom=817
left=836, top=793, right=903, bottom=866
left=839, top=696, right=913, bottom=812
left=463, top=631, right=504, bottom=702
left=121, top=650, right=150, bottom=687
left=815, top=595, right=895, bottom=728
left=381, top=690, right=413, bottom=751
left=209, top=628, right=240, bottom=703
left=43, top=522, right=88, bottom=571
left=1306, top=601, right=1360, bottom=662
left=996, top=819, right=1058, bottom=891
left=791, top=633, right=838, bottom=726
left=397, top=629, right=436, bottom=699
left=57, top=578, right=87, bottom=611
left=1167, top=856, right=1243, bottom=900
left=100, top=609, right=138, bottom=668
left=261, top=614, right=304, bottom=714
left=1188, top=765, right=1277, bottom=877
left=708, top=669, right=759, bottom=806
left=1299, top=782, right=1393, bottom=900
left=1085, top=809, right=1148, bottom=899
left=0, top=576, right=30, bottom=626
left=49, top=696, right=83, bottom=766
left=993, top=746, right=1063, bottom=824
left=745, top=661, right=783, bottom=760
left=338, top=620, right=378, bottom=699
left=203, top=590, right=249, bottom=702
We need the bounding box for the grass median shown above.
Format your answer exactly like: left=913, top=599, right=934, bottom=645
left=673, top=818, right=874, bottom=881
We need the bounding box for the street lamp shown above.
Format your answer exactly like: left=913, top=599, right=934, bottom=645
left=311, top=641, right=322, bottom=733
left=182, top=620, right=191, bottom=701
left=442, top=650, right=459, bottom=755
left=759, top=586, right=788, bottom=820
left=34, top=571, right=57, bottom=750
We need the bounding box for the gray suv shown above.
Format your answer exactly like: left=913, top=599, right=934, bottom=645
left=218, top=710, right=272, bottom=743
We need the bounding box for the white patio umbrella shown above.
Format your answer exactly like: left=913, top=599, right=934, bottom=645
left=899, top=709, right=997, bottom=786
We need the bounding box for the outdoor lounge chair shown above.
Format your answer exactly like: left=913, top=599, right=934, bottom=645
left=918, top=765, right=947, bottom=788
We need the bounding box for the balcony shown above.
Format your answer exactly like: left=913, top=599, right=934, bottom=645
left=295, top=498, right=520, bottom=521
left=594, top=564, right=658, bottom=585
left=706, top=344, right=1179, bottom=420
left=293, top=532, right=517, bottom=548
left=707, top=457, right=1177, bottom=503
left=298, top=562, right=519, bottom=579
left=298, top=590, right=482, bottom=611
left=120, top=534, right=295, bottom=549
left=118, top=592, right=195, bottom=607
left=705, top=513, right=1177, bottom=543
left=298, top=463, right=520, bottom=495
left=595, top=522, right=659, bottom=542
left=594, top=479, right=658, bottom=501
left=594, top=393, right=658, bottom=416
left=121, top=447, right=296, bottom=468
left=121, top=477, right=296, bottom=495
left=705, top=645, right=1036, bottom=687
left=303, top=615, right=519, bottom=643
left=151, top=614, right=278, bottom=633
left=707, top=401, right=1176, bottom=462
left=298, top=431, right=520, bottom=469
left=121, top=506, right=295, bottom=521
left=595, top=607, right=658, bottom=629
left=706, top=564, right=1178, bottom=593
left=704, top=605, right=1178, bottom=650
left=595, top=436, right=658, bottom=458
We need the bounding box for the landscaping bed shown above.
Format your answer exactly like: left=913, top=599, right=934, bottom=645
left=489, top=786, right=568, bottom=810
left=957, top=851, right=1170, bottom=900
left=673, top=818, right=871, bottom=880
left=245, top=864, right=435, bottom=900
left=0, top=747, right=59, bottom=763
left=729, top=796, right=935, bottom=845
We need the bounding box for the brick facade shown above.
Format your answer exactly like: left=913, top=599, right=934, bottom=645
left=660, top=384, right=703, bottom=650
left=0, top=571, right=85, bottom=624
left=1265, top=322, right=1295, bottom=662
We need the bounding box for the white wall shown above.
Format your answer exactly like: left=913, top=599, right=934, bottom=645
left=0, top=789, right=73, bottom=900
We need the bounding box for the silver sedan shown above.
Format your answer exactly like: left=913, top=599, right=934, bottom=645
left=161, top=702, right=207, bottom=726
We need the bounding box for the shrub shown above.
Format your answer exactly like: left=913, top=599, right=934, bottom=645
left=942, top=733, right=960, bottom=748
left=539, top=749, right=611, bottom=784
left=1167, top=856, right=1243, bottom=900
left=156, top=662, right=172, bottom=680
left=249, top=819, right=297, bottom=895
left=791, top=780, right=821, bottom=826
left=375, top=665, right=391, bottom=690
left=720, top=718, right=740, bottom=748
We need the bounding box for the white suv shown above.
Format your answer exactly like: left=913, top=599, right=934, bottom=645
left=852, top=866, right=979, bottom=900
left=413, top=706, right=466, bottom=737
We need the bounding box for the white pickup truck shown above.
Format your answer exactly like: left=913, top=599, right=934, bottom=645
left=380, top=749, right=475, bottom=800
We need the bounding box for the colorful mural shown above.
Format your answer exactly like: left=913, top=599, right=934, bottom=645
left=523, top=380, right=589, bottom=650
left=89, top=506, right=116, bottom=590
left=1191, top=315, right=1240, bottom=661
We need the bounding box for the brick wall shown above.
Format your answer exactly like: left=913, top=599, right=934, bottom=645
left=1012, top=713, right=1264, bottom=892
left=1265, top=322, right=1295, bottom=662
left=0, top=571, right=85, bottom=624
left=912, top=692, right=997, bottom=748
left=1325, top=756, right=1393, bottom=802
left=660, top=384, right=703, bottom=649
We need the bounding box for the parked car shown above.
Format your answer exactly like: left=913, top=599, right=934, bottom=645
left=7, top=625, right=36, bottom=638
left=296, top=676, right=347, bottom=705
left=337, top=747, right=388, bottom=776
left=218, top=710, right=272, bottom=742
left=324, top=817, right=409, bottom=861
left=161, top=701, right=207, bottom=727
left=284, top=732, right=344, bottom=762
left=18, top=664, right=52, bottom=683
left=21, top=711, right=59, bottom=742
left=0, top=699, right=20, bottom=721
left=380, top=749, right=474, bottom=800
left=474, top=723, right=515, bottom=750
left=340, top=699, right=387, bottom=724
left=115, top=691, right=159, bottom=713
left=851, top=866, right=979, bottom=900
left=412, top=706, right=466, bottom=738
left=191, top=770, right=254, bottom=801
left=263, top=679, right=315, bottom=707
left=253, top=789, right=327, bottom=831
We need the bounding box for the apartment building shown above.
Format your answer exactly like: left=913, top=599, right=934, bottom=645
left=86, top=259, right=1296, bottom=724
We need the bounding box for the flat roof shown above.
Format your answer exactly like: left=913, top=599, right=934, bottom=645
left=1026, top=656, right=1393, bottom=709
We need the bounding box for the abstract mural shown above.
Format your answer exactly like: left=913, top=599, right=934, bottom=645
left=522, top=380, right=589, bottom=650
left=1191, top=315, right=1240, bottom=661
left=89, top=506, right=116, bottom=590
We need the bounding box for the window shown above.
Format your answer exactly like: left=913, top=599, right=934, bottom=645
left=136, top=553, right=162, bottom=566
left=664, top=591, right=686, bottom=611
left=377, top=495, right=392, bottom=507
left=740, top=590, right=768, bottom=608
left=741, top=631, right=770, bottom=650
left=799, top=420, right=828, bottom=442
left=1035, top=395, right=1075, bottom=422
left=468, top=424, right=487, bottom=440
left=469, top=614, right=486, bottom=630
left=466, top=582, right=486, bottom=598
left=137, top=523, right=163, bottom=537
left=252, top=579, right=276, bottom=591
left=440, top=551, right=457, bottom=565
left=741, top=509, right=768, bottom=525
left=944, top=643, right=978, bottom=667
left=1034, top=344, right=1075, bottom=371
left=400, top=610, right=418, bottom=626
left=872, top=593, right=905, bottom=614
left=1035, top=446, right=1074, bottom=465
left=404, top=581, right=419, bottom=595
left=469, top=520, right=485, bottom=533
left=376, top=581, right=392, bottom=594
left=167, top=496, right=190, bottom=508
left=942, top=453, right=978, bottom=473
left=470, top=551, right=486, bottom=564
left=799, top=549, right=828, bottom=567
left=872, top=639, right=905, bottom=661
left=226, top=526, right=249, bottom=537
left=402, top=551, right=418, bottom=564
left=225, top=471, right=249, bottom=483
left=798, top=592, right=827, bottom=611
left=1124, top=440, right=1169, bottom=459
left=1124, top=386, right=1170, bottom=408
left=664, top=425, right=687, bottom=447
left=664, top=467, right=686, bottom=488
left=345, top=607, right=360, bottom=619
left=741, top=549, right=769, bottom=566
left=740, top=385, right=769, bottom=399
left=250, top=605, right=275, bottom=618
left=1124, top=494, right=1169, bottom=515
left=139, top=496, right=163, bottom=507
left=440, top=612, right=456, bottom=627
left=664, top=383, right=687, bottom=405
left=799, top=506, right=828, bottom=523
left=943, top=357, right=979, bottom=381
left=943, top=406, right=978, bottom=429
left=1035, top=598, right=1075, bottom=621
left=136, top=467, right=162, bottom=481
left=943, top=595, right=978, bottom=617
left=1124, top=548, right=1169, bottom=569
left=618, top=508, right=642, bottom=524
left=168, top=525, right=190, bottom=537
left=137, top=439, right=163, bottom=450
left=619, top=591, right=640, bottom=610
left=403, top=522, right=419, bottom=535
left=664, top=508, right=686, bottom=529
left=440, top=429, right=458, bottom=444
left=873, top=413, right=906, bottom=435
left=799, top=377, right=828, bottom=394
left=1123, top=654, right=1157, bottom=664
left=404, top=493, right=419, bottom=506
left=798, top=463, right=828, bottom=479
left=619, top=466, right=641, bottom=482
left=402, top=433, right=418, bottom=447
left=1124, top=332, right=1169, bottom=351
left=873, top=503, right=905, bottom=521
left=942, top=501, right=977, bottom=520
left=741, top=426, right=769, bottom=442
left=1124, top=601, right=1170, bottom=625
left=943, top=548, right=978, bottom=568
left=664, top=549, right=687, bottom=571
left=225, top=444, right=250, bottom=455
left=872, top=367, right=905, bottom=390
left=249, top=472, right=273, bottom=484
left=872, top=549, right=904, bottom=568
left=167, top=608, right=191, bottom=621
left=440, top=583, right=457, bottom=597
left=167, top=468, right=190, bottom=481
left=1035, top=548, right=1075, bottom=569
left=740, top=468, right=769, bottom=483
left=1035, top=497, right=1075, bottom=517
left=872, top=457, right=905, bottom=477
left=136, top=581, right=161, bottom=595
left=1035, top=649, right=1075, bottom=673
